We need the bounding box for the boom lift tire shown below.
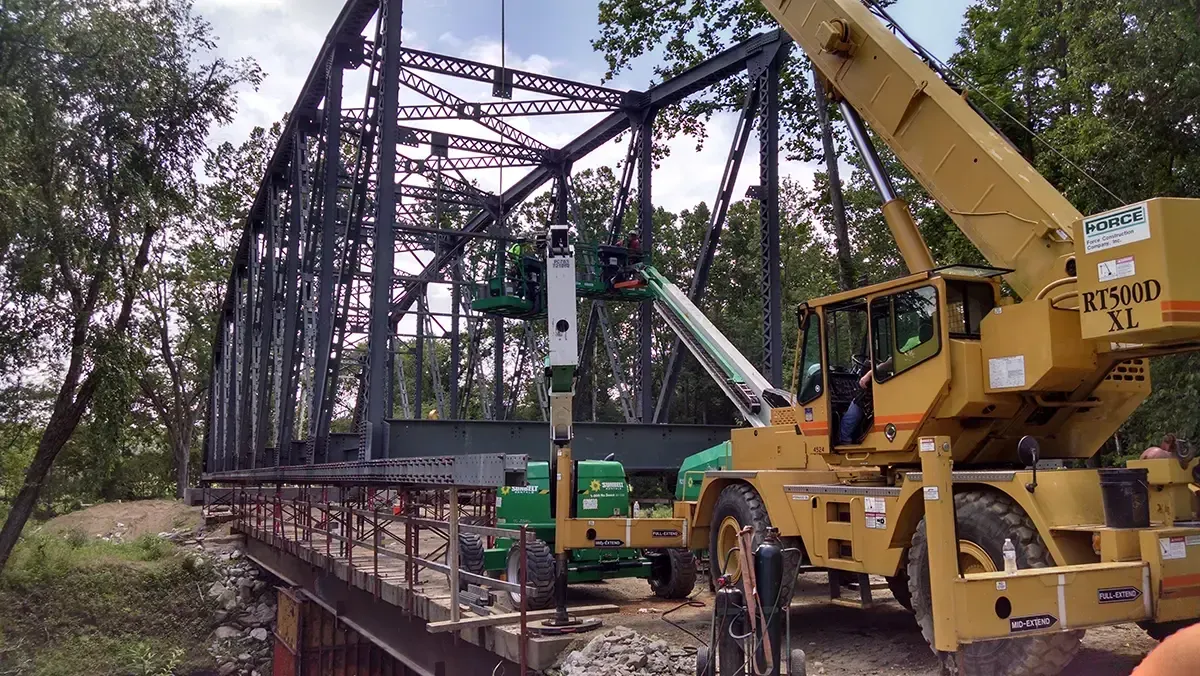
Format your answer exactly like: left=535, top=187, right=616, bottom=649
left=907, top=490, right=1082, bottom=676
left=886, top=549, right=913, bottom=612
left=505, top=537, right=556, bottom=610
left=709, top=483, right=803, bottom=606
left=648, top=548, right=698, bottom=599
left=457, top=532, right=485, bottom=590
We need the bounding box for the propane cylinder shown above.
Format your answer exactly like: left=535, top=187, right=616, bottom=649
left=755, top=527, right=784, bottom=675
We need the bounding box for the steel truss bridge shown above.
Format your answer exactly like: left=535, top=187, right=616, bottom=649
left=201, top=1, right=801, bottom=671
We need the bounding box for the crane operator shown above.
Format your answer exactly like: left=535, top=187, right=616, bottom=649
left=838, top=318, right=935, bottom=445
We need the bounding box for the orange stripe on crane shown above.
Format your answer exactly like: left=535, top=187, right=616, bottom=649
left=1161, top=300, right=1200, bottom=311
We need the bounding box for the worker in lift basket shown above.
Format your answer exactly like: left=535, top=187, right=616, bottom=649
left=505, top=239, right=524, bottom=297
left=839, top=319, right=934, bottom=445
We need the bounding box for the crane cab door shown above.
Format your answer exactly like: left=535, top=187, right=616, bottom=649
left=793, top=278, right=952, bottom=455
left=793, top=300, right=871, bottom=450
left=864, top=281, right=949, bottom=452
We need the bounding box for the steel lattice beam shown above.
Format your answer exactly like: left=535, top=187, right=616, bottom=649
left=397, top=98, right=617, bottom=120
left=399, top=47, right=627, bottom=106
left=400, top=155, right=542, bottom=171
left=396, top=125, right=549, bottom=162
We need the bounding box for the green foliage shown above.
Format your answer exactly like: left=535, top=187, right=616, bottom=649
left=0, top=533, right=214, bottom=675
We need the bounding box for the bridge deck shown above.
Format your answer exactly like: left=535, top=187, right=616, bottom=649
left=231, top=496, right=618, bottom=674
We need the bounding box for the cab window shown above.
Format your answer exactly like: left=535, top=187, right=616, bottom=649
left=796, top=312, right=822, bottom=404
left=871, top=286, right=939, bottom=383
left=825, top=301, right=867, bottom=374
left=945, top=280, right=996, bottom=339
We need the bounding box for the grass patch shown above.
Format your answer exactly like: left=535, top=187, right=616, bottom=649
left=636, top=504, right=675, bottom=518
left=0, top=530, right=217, bottom=675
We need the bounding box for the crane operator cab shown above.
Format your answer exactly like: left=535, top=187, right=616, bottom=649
left=793, top=266, right=1001, bottom=459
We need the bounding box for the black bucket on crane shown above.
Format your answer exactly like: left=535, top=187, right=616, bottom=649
left=1098, top=467, right=1150, bottom=528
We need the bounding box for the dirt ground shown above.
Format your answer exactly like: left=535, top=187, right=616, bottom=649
left=42, top=499, right=203, bottom=539
left=556, top=574, right=1157, bottom=675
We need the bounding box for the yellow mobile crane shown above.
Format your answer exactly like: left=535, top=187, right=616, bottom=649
left=671, top=0, right=1200, bottom=674
left=534, top=0, right=1200, bottom=672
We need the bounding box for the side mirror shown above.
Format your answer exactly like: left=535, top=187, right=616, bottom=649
left=796, top=305, right=810, bottom=329
left=1018, top=436, right=1040, bottom=493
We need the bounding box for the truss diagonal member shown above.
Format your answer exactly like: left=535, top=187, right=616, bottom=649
left=597, top=302, right=636, bottom=423
left=396, top=125, right=548, bottom=162
left=655, top=77, right=764, bottom=423
left=397, top=68, right=549, bottom=151
left=397, top=98, right=617, bottom=120
left=399, top=47, right=627, bottom=106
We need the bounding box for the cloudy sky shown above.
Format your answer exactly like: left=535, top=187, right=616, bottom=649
left=197, top=0, right=972, bottom=210
left=194, top=0, right=974, bottom=337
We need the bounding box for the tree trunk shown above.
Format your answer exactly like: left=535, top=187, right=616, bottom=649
left=0, top=401, right=85, bottom=570
left=174, top=434, right=190, bottom=500
left=812, top=72, right=855, bottom=292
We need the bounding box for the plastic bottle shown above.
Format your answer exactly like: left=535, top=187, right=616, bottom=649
left=1003, top=538, right=1017, bottom=573
left=633, top=500, right=641, bottom=516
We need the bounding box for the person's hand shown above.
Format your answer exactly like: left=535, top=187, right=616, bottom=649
left=1134, top=623, right=1200, bottom=675
left=858, top=371, right=871, bottom=389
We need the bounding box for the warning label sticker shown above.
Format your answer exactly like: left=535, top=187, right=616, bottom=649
left=1161, top=536, right=1187, bottom=560
left=1187, top=535, right=1200, bottom=547
left=864, top=496, right=887, bottom=530
left=1098, top=255, right=1136, bottom=282
left=988, top=355, right=1026, bottom=389
left=923, top=486, right=940, bottom=501
left=582, top=498, right=598, bottom=511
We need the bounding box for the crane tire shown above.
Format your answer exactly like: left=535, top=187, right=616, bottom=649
left=709, top=483, right=802, bottom=607
left=886, top=550, right=913, bottom=612
left=907, top=490, right=1082, bottom=676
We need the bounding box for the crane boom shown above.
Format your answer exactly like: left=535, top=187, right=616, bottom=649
left=762, top=0, right=1079, bottom=299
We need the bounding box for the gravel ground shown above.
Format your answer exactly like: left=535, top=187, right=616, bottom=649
left=556, top=574, right=1157, bottom=675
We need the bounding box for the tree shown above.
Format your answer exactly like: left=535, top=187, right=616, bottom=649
left=136, top=124, right=278, bottom=498
left=593, top=0, right=896, bottom=164
left=0, top=0, right=259, bottom=569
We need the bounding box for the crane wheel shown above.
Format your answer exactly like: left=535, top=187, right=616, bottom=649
left=649, top=548, right=698, bottom=599
left=709, top=483, right=803, bottom=607
left=457, top=532, right=485, bottom=590
left=505, top=538, right=556, bottom=610
left=886, top=549, right=913, bottom=612
left=907, top=490, right=1082, bottom=676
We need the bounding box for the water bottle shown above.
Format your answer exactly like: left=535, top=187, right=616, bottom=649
left=1003, top=538, right=1017, bottom=573
left=633, top=500, right=641, bottom=516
